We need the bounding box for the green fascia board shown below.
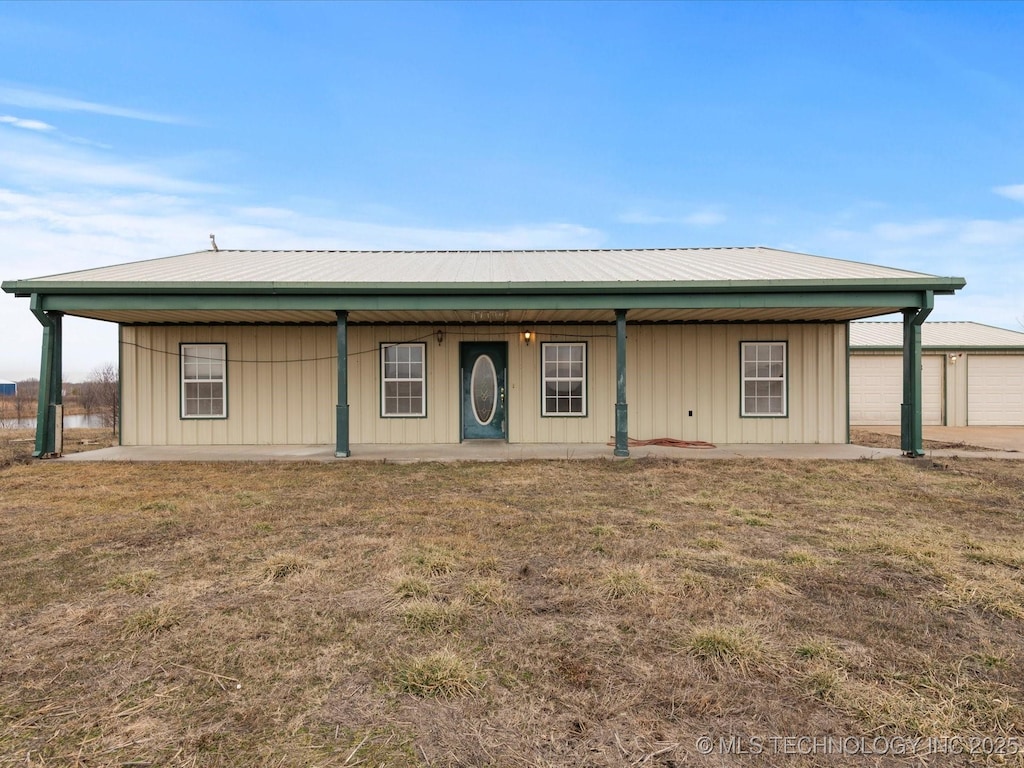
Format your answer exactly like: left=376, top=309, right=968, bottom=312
left=25, top=289, right=942, bottom=313
left=2, top=275, right=967, bottom=298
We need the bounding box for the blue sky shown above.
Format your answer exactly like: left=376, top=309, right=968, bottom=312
left=1, top=0, right=1022, bottom=380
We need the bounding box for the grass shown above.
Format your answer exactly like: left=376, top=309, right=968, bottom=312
left=391, top=648, right=483, bottom=699
left=0, top=429, right=1022, bottom=766
left=0, top=426, right=116, bottom=468
left=850, top=427, right=994, bottom=451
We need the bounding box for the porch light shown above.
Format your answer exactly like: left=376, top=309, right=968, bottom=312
left=436, top=329, right=445, bottom=345
left=523, top=330, right=532, bottom=345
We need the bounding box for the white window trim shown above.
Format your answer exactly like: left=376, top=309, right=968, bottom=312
left=180, top=343, right=227, bottom=419
left=380, top=342, right=427, bottom=418
left=741, top=341, right=788, bottom=417
left=541, top=341, right=588, bottom=417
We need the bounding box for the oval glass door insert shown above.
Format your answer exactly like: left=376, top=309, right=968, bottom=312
left=471, top=355, right=497, bottom=426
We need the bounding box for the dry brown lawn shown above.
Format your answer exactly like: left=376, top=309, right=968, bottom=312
left=850, top=428, right=994, bottom=452
left=0, top=428, right=117, bottom=469
left=1, top=430, right=1022, bottom=767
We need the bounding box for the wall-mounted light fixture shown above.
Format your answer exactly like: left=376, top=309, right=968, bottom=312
left=436, top=329, right=445, bottom=345
left=523, top=330, right=532, bottom=346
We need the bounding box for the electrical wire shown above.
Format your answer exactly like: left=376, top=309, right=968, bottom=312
left=117, top=326, right=617, bottom=365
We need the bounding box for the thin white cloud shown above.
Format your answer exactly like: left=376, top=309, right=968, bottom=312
left=0, top=84, right=186, bottom=125
left=619, top=207, right=726, bottom=227
left=0, top=114, right=55, bottom=132
left=208, top=214, right=605, bottom=252
left=871, top=220, right=951, bottom=242
left=994, top=184, right=1024, bottom=204
left=959, top=218, right=1024, bottom=246
left=683, top=210, right=727, bottom=227
left=0, top=131, right=224, bottom=195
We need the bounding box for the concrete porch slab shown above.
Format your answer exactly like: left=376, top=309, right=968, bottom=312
left=54, top=441, right=914, bottom=463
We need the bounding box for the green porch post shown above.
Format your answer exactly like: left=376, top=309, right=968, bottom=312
left=614, top=308, right=629, bottom=457
left=335, top=310, right=350, bottom=457
left=30, top=295, right=63, bottom=458
left=900, top=293, right=933, bottom=457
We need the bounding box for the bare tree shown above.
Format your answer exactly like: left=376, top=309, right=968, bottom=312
left=0, top=379, right=38, bottom=429
left=82, top=364, right=119, bottom=433
left=14, top=379, right=38, bottom=423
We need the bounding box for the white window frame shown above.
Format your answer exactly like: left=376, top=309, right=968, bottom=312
left=381, top=342, right=426, bottom=417
left=741, top=341, right=787, bottom=417
left=541, top=342, right=587, bottom=417
left=180, top=343, right=227, bottom=419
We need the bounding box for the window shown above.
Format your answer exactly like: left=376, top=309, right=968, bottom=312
left=542, top=342, right=587, bottom=416
left=381, top=343, right=426, bottom=417
left=181, top=343, right=226, bottom=418
left=741, top=341, right=787, bottom=417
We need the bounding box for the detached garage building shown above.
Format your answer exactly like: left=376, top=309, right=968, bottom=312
left=850, top=321, right=1024, bottom=426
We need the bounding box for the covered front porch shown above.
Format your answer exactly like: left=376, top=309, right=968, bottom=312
left=4, top=247, right=965, bottom=460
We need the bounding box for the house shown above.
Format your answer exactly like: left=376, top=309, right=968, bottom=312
left=850, top=321, right=1024, bottom=426
left=2, top=247, right=965, bottom=458
left=0, top=380, right=16, bottom=397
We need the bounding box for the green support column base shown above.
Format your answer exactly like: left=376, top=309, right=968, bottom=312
left=614, top=403, right=629, bottom=457
left=901, top=401, right=924, bottom=457
left=901, top=397, right=924, bottom=457
left=335, top=404, right=350, bottom=458
left=900, top=404, right=911, bottom=453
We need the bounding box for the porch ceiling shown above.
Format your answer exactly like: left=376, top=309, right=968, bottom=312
left=53, top=305, right=908, bottom=325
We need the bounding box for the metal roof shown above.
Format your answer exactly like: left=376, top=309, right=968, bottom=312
left=3, top=246, right=965, bottom=326
left=851, top=321, right=1024, bottom=350
left=14, top=247, right=940, bottom=285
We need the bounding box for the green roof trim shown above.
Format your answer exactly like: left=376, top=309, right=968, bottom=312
left=23, top=289, right=943, bottom=313
left=3, top=276, right=967, bottom=298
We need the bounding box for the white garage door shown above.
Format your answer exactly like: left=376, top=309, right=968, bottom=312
left=850, top=355, right=943, bottom=425
left=967, top=356, right=1024, bottom=425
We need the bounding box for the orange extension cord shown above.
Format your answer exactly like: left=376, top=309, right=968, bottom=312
left=607, top=436, right=718, bottom=449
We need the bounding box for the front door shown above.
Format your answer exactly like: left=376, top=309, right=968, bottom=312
left=461, top=342, right=507, bottom=440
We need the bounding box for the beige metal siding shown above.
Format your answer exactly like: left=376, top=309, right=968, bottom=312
left=849, top=354, right=943, bottom=426
left=967, top=355, right=1024, bottom=425
left=121, top=325, right=336, bottom=446
left=945, top=353, right=968, bottom=427
left=349, top=325, right=616, bottom=444
left=122, top=322, right=847, bottom=446
left=629, top=324, right=846, bottom=444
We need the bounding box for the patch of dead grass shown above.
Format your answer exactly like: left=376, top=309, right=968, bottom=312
left=0, top=426, right=117, bottom=468
left=390, top=648, right=484, bottom=699
left=850, top=428, right=994, bottom=452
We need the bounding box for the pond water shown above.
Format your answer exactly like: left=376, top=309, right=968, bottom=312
left=2, top=413, right=108, bottom=429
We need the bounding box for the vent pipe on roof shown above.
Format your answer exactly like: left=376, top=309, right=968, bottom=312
left=210, top=234, right=219, bottom=252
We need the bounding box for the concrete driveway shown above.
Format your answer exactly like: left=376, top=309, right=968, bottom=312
left=859, top=425, right=1024, bottom=453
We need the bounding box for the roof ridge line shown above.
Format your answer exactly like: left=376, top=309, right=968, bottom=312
left=199, top=246, right=766, bottom=254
